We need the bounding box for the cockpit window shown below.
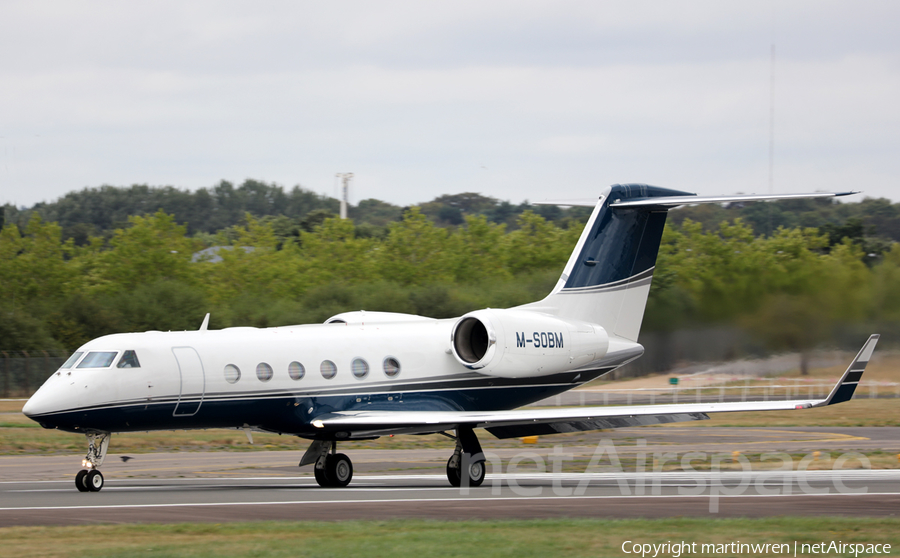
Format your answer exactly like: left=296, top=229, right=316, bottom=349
left=76, top=351, right=118, bottom=369
left=116, top=350, right=141, bottom=369
left=60, top=351, right=84, bottom=369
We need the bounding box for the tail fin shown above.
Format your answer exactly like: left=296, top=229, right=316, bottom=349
left=520, top=184, right=857, bottom=342
left=520, top=184, right=690, bottom=341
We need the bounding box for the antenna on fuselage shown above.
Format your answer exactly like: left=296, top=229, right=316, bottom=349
left=199, top=313, right=210, bottom=331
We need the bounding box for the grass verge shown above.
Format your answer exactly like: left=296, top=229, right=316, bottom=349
left=2, top=517, right=899, bottom=558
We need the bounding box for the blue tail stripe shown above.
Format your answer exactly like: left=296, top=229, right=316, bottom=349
left=564, top=184, right=692, bottom=289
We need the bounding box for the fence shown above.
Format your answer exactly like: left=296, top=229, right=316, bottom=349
left=1, top=351, right=67, bottom=398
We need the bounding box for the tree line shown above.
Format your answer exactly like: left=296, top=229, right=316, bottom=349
left=1, top=197, right=898, bottom=374
left=4, top=180, right=899, bottom=254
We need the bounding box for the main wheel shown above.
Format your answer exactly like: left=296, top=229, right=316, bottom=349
left=86, top=470, right=104, bottom=492
left=75, top=469, right=89, bottom=492
left=314, top=463, right=331, bottom=487
left=447, top=455, right=485, bottom=487
left=327, top=453, right=353, bottom=487
left=446, top=457, right=461, bottom=487
left=465, top=459, right=486, bottom=487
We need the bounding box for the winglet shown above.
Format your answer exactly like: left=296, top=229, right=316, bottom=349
left=199, top=313, right=210, bottom=332
left=818, top=334, right=880, bottom=406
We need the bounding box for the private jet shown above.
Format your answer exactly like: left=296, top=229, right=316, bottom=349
left=23, top=184, right=878, bottom=492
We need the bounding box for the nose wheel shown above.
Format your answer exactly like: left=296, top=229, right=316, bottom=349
left=75, top=431, right=110, bottom=492
left=75, top=469, right=104, bottom=492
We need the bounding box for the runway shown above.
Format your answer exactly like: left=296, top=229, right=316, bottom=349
left=2, top=426, right=899, bottom=526
left=2, top=470, right=900, bottom=526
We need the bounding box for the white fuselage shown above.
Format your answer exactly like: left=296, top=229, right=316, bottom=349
left=23, top=312, right=623, bottom=437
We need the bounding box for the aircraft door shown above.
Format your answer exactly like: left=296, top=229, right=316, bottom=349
left=172, top=347, right=205, bottom=416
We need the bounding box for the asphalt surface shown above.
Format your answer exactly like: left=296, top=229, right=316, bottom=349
left=1, top=426, right=899, bottom=526
left=1, top=471, right=899, bottom=526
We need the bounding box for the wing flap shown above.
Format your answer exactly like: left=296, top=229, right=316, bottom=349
left=485, top=412, right=709, bottom=439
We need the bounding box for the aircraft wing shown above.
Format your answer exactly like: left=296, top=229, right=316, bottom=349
left=312, top=335, right=879, bottom=439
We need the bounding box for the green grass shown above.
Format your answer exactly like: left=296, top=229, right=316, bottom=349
left=2, top=518, right=898, bottom=558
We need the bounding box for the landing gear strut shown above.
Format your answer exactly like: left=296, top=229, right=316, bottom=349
left=75, top=431, right=110, bottom=492
left=446, top=426, right=486, bottom=488
left=300, top=440, right=353, bottom=487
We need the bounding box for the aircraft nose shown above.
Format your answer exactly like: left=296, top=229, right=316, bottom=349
left=22, top=393, right=41, bottom=418
left=22, top=387, right=53, bottom=418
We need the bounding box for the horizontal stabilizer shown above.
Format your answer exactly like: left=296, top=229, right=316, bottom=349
left=610, top=191, right=858, bottom=208
left=532, top=198, right=601, bottom=207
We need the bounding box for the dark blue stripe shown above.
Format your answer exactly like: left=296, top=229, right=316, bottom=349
left=829, top=383, right=858, bottom=405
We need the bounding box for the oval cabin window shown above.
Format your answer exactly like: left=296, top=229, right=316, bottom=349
left=383, top=357, right=401, bottom=378
left=351, top=358, right=369, bottom=379
left=224, top=364, right=241, bottom=384
left=256, top=362, right=273, bottom=382
left=288, top=361, right=305, bottom=380
left=320, top=360, right=337, bottom=380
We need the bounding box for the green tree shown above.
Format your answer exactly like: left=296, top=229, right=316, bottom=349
left=448, top=215, right=511, bottom=283
left=503, top=211, right=575, bottom=275
left=297, top=217, right=376, bottom=287
left=871, top=243, right=900, bottom=323
left=0, top=214, right=76, bottom=306
left=374, top=208, right=453, bottom=286
left=91, top=211, right=197, bottom=293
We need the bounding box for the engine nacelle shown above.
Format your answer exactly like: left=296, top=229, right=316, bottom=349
left=450, top=309, right=609, bottom=378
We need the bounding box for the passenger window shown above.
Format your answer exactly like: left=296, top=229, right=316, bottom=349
left=288, top=362, right=305, bottom=380
left=383, top=357, right=401, bottom=378
left=224, top=364, right=241, bottom=384
left=256, top=362, right=273, bottom=382
left=60, top=351, right=84, bottom=369
left=320, top=360, right=337, bottom=380
left=116, top=350, right=141, bottom=369
left=351, top=358, right=369, bottom=379
left=76, top=351, right=118, bottom=369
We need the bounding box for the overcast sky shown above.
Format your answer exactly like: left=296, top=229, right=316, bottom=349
left=1, top=1, right=898, bottom=208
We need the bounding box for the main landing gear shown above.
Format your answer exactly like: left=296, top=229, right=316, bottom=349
left=300, top=440, right=353, bottom=487
left=75, top=431, right=110, bottom=492
left=299, top=426, right=487, bottom=489
left=445, top=426, right=486, bottom=488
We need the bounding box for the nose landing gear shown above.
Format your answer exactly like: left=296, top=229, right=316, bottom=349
left=75, top=431, right=110, bottom=492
